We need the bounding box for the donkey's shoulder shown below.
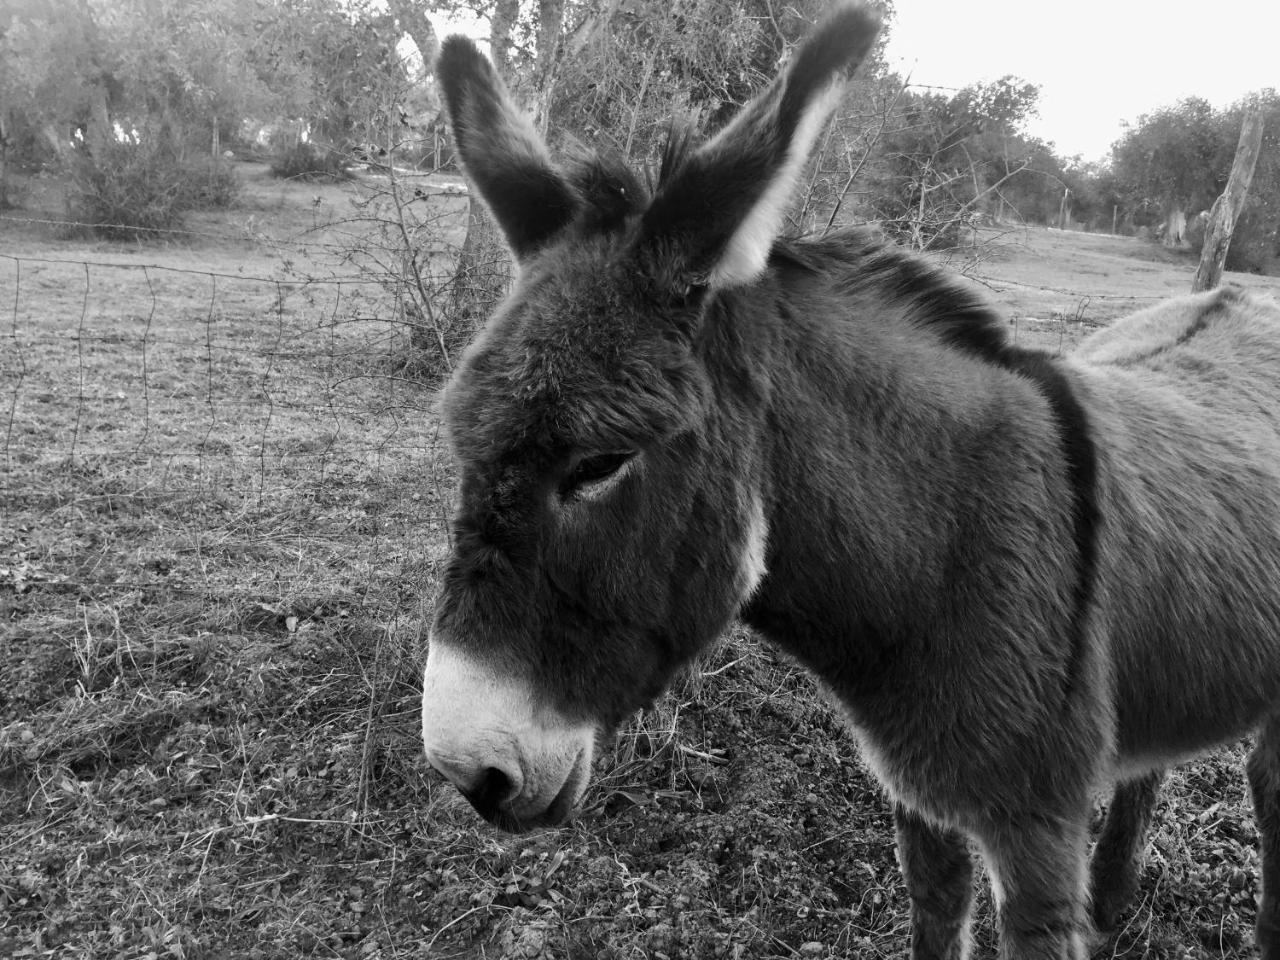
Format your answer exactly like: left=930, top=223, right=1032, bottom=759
left=1074, top=286, right=1280, bottom=368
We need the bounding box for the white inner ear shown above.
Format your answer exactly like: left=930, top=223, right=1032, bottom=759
left=707, top=78, right=845, bottom=290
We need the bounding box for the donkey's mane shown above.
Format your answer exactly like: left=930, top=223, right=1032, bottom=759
left=557, top=123, right=696, bottom=238
left=771, top=228, right=1012, bottom=363
left=563, top=132, right=1013, bottom=369
left=562, top=147, right=647, bottom=236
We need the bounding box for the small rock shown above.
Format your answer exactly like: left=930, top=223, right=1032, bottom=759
left=798, top=943, right=825, bottom=958
left=644, top=923, right=676, bottom=953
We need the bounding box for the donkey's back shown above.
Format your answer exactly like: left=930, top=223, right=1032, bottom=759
left=1074, top=287, right=1280, bottom=774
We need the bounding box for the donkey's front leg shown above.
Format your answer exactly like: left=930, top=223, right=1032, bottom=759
left=979, top=815, right=1091, bottom=960
left=894, top=804, right=975, bottom=960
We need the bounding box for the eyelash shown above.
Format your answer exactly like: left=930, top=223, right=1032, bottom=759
left=560, top=451, right=634, bottom=498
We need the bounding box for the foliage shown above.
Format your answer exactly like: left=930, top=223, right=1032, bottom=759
left=269, top=142, right=351, bottom=182
left=65, top=137, right=190, bottom=240
left=546, top=0, right=866, bottom=160
left=1111, top=92, right=1280, bottom=270
left=66, top=136, right=240, bottom=240
left=1111, top=98, right=1226, bottom=217
left=1, top=0, right=424, bottom=172
left=0, top=0, right=101, bottom=151
left=184, top=157, right=241, bottom=208
left=92, top=0, right=280, bottom=151
left=257, top=0, right=411, bottom=148
left=1220, top=95, right=1280, bottom=273
left=858, top=76, right=1061, bottom=249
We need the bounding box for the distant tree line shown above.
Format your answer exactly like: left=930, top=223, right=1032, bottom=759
left=0, top=0, right=436, bottom=164
left=1, top=0, right=1274, bottom=272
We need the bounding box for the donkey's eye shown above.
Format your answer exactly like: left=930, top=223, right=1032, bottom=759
left=560, top=451, right=634, bottom=499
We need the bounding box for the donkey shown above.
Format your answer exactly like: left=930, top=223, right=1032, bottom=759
left=419, top=4, right=1280, bottom=957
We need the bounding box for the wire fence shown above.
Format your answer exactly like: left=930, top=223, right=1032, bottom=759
left=1, top=246, right=458, bottom=624
left=5, top=217, right=1278, bottom=625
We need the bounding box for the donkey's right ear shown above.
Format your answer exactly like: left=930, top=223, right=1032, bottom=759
left=436, top=37, right=578, bottom=261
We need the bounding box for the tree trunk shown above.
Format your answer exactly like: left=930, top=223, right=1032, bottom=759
left=490, top=0, right=519, bottom=75
left=1162, top=204, right=1186, bottom=247
left=442, top=0, right=519, bottom=341
left=1192, top=103, right=1265, bottom=293
left=564, top=0, right=621, bottom=58
left=387, top=0, right=438, bottom=72
left=532, top=0, right=566, bottom=130
left=0, top=111, right=9, bottom=209
left=442, top=198, right=512, bottom=340
left=40, top=121, right=71, bottom=161
left=83, top=80, right=112, bottom=156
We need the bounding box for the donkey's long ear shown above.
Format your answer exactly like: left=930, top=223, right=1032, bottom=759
left=640, top=3, right=880, bottom=291
left=436, top=36, right=578, bottom=260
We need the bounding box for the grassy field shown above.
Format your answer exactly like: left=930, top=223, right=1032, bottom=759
left=3, top=164, right=1280, bottom=960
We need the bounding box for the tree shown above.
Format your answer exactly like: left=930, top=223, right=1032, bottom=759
left=1193, top=101, right=1266, bottom=290
left=1106, top=91, right=1279, bottom=269
left=1111, top=98, right=1224, bottom=245
left=0, top=0, right=105, bottom=167
left=861, top=75, right=1056, bottom=248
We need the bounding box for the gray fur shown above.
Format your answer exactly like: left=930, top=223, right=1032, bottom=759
left=423, top=4, right=1280, bottom=956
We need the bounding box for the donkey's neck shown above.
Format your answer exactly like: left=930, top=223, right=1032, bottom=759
left=736, top=237, right=1087, bottom=720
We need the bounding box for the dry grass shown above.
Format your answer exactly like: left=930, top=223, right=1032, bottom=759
left=2, top=167, right=1278, bottom=958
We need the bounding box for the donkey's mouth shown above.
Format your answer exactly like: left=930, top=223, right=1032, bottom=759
left=474, top=747, right=590, bottom=834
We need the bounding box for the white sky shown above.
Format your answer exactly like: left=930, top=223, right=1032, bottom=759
left=883, top=0, right=1280, bottom=164
left=418, top=1, right=1277, bottom=165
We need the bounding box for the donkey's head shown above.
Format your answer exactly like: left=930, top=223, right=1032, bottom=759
left=422, top=4, right=880, bottom=831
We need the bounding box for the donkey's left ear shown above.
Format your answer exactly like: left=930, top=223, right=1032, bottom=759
left=436, top=36, right=578, bottom=261
left=640, top=3, right=881, bottom=291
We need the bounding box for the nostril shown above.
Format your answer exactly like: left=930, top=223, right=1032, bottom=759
left=464, top=766, right=519, bottom=815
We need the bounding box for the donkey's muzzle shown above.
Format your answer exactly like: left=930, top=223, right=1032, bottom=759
left=461, top=766, right=517, bottom=818
left=421, top=638, right=597, bottom=832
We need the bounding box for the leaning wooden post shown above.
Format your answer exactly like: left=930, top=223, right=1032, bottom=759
left=1192, top=102, right=1265, bottom=292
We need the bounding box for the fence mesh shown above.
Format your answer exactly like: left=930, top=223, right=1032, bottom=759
left=1, top=248, right=454, bottom=630
left=6, top=216, right=1277, bottom=632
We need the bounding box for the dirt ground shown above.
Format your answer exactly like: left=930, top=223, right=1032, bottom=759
left=2, top=164, right=1279, bottom=959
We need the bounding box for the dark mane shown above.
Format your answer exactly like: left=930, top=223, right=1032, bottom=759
left=558, top=120, right=699, bottom=239
left=773, top=229, right=1012, bottom=362
left=563, top=147, right=646, bottom=235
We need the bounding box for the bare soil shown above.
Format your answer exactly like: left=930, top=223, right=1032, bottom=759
left=2, top=166, right=1277, bottom=959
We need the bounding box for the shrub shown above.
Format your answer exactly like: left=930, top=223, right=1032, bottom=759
left=1185, top=206, right=1279, bottom=275
left=184, top=157, right=240, bottom=209
left=269, top=143, right=351, bottom=182
left=1226, top=207, right=1279, bottom=274
left=66, top=139, right=189, bottom=240
left=1184, top=210, right=1208, bottom=253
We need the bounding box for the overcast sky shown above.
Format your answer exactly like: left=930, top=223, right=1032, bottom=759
left=883, top=0, right=1280, bottom=163
left=420, top=1, right=1278, bottom=165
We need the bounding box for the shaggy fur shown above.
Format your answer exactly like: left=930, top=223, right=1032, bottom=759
left=421, top=4, right=1280, bottom=957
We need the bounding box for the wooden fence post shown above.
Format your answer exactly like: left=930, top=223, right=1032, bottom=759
left=1192, top=102, right=1265, bottom=292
